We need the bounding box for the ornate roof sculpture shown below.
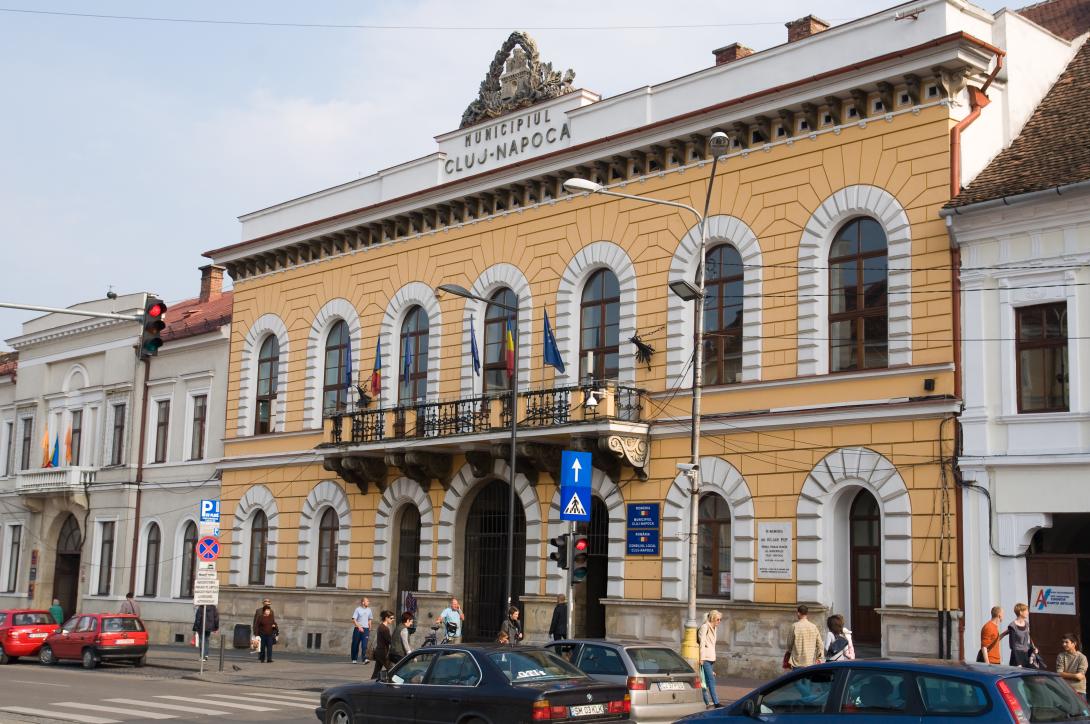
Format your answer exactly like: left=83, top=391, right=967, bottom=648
left=460, top=31, right=576, bottom=128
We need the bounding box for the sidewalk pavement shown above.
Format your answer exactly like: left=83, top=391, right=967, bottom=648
left=148, top=644, right=767, bottom=700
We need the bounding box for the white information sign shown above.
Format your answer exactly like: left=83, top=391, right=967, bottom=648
left=757, top=521, right=793, bottom=580
left=198, top=521, right=219, bottom=538
left=194, top=568, right=219, bottom=606
left=1031, top=585, right=1077, bottom=615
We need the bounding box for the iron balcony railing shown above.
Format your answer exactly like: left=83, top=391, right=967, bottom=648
left=327, top=384, right=645, bottom=445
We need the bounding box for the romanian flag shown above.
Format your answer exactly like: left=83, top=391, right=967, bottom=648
left=64, top=425, right=72, bottom=466
left=370, top=338, right=382, bottom=396
left=505, top=317, right=515, bottom=377
left=40, top=425, right=51, bottom=468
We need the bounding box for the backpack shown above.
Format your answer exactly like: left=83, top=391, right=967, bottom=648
left=826, top=635, right=850, bottom=660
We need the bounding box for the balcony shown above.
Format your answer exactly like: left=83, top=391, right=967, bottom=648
left=322, top=383, right=649, bottom=493
left=16, top=466, right=97, bottom=496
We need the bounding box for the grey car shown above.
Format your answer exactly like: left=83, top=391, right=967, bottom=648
left=547, top=640, right=707, bottom=723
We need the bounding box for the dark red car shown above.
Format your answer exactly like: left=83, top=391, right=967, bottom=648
left=0, top=609, right=57, bottom=664
left=38, top=613, right=148, bottom=669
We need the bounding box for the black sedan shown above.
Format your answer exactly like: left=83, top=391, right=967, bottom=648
left=316, top=644, right=631, bottom=723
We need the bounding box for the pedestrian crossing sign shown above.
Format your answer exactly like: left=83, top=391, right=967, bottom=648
left=563, top=491, right=587, bottom=517
left=559, top=450, right=592, bottom=522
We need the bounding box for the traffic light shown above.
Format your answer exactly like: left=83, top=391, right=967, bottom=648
left=549, top=534, right=569, bottom=570
left=138, top=296, right=168, bottom=359
left=571, top=536, right=589, bottom=583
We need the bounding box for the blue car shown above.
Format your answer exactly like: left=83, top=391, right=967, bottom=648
left=676, top=658, right=1090, bottom=723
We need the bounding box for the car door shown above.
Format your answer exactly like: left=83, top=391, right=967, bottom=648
left=362, top=650, right=437, bottom=723
left=748, top=667, right=842, bottom=724
left=54, top=616, right=81, bottom=658
left=414, top=650, right=484, bottom=723
left=836, top=668, right=922, bottom=724
left=913, top=673, right=991, bottom=724
left=73, top=616, right=98, bottom=658
left=575, top=643, right=629, bottom=685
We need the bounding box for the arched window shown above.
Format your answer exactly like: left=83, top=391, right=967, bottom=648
left=484, top=288, right=517, bottom=393
left=396, top=506, right=421, bottom=609
left=142, top=523, right=160, bottom=597
left=255, top=335, right=279, bottom=434
left=317, top=508, right=339, bottom=587
left=704, top=245, right=744, bottom=385
left=322, top=320, right=350, bottom=413
left=399, top=306, right=429, bottom=403
left=180, top=521, right=197, bottom=598
left=697, top=493, right=731, bottom=598
left=829, top=218, right=888, bottom=372
left=248, top=510, right=268, bottom=585
left=580, top=269, right=620, bottom=381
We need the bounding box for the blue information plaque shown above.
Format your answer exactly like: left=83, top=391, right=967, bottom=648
left=627, top=503, right=660, bottom=529
left=626, top=529, right=660, bottom=556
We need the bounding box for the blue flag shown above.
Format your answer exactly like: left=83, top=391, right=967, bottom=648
left=402, top=337, right=413, bottom=381
left=469, top=316, right=481, bottom=376
left=343, top=339, right=353, bottom=394
left=543, top=310, right=565, bottom=373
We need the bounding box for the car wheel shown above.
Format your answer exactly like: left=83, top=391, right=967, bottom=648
left=81, top=648, right=97, bottom=669
left=324, top=700, right=352, bottom=724
left=0, top=644, right=12, bottom=665
left=39, top=645, right=56, bottom=665
left=132, top=655, right=146, bottom=667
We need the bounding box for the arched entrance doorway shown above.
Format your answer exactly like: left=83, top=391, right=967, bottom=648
left=394, top=505, right=421, bottom=615
left=573, top=497, right=609, bottom=638
left=52, top=515, right=81, bottom=621
left=463, top=479, right=525, bottom=641
left=849, top=490, right=881, bottom=647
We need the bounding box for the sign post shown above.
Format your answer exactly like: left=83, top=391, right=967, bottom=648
left=194, top=564, right=219, bottom=674
left=560, top=450, right=592, bottom=638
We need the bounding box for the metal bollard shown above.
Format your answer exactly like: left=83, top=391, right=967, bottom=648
left=219, top=633, right=225, bottom=672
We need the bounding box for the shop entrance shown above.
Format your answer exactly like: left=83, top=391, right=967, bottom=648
left=52, top=515, right=82, bottom=621
left=1027, top=515, right=1090, bottom=669
left=463, top=479, right=526, bottom=641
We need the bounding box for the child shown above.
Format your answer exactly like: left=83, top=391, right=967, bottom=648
left=496, top=630, right=510, bottom=645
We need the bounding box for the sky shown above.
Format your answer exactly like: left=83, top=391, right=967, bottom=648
left=0, top=0, right=1008, bottom=349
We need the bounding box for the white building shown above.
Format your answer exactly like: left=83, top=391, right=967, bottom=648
left=945, top=13, right=1090, bottom=668
left=0, top=266, right=231, bottom=644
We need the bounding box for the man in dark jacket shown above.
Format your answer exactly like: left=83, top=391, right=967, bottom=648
left=548, top=594, right=567, bottom=641
left=193, top=604, right=220, bottom=661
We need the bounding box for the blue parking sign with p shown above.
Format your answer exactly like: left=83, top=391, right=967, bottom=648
left=200, top=499, right=220, bottom=523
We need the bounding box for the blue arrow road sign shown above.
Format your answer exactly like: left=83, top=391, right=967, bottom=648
left=560, top=450, right=592, bottom=522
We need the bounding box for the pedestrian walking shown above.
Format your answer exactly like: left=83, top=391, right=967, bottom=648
left=253, top=596, right=273, bottom=632
left=548, top=594, right=567, bottom=641
left=351, top=596, right=373, bottom=664
left=391, top=612, right=414, bottom=664
left=500, top=606, right=523, bottom=645
left=1057, top=633, right=1088, bottom=701
left=192, top=604, right=220, bottom=661
left=698, top=610, right=723, bottom=709
left=1006, top=603, right=1039, bottom=668
left=436, top=597, right=465, bottom=644
left=48, top=598, right=64, bottom=625
left=371, top=610, right=395, bottom=680
left=119, top=591, right=140, bottom=617
left=824, top=614, right=855, bottom=661
left=785, top=604, right=824, bottom=669
left=979, top=606, right=1003, bottom=664
left=254, top=605, right=278, bottom=663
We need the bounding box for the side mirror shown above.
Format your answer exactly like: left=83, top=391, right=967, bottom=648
left=379, top=670, right=390, bottom=683
left=53, top=628, right=62, bottom=635
left=741, top=699, right=757, bottom=718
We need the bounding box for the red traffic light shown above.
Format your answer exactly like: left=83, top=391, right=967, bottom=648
left=146, top=302, right=165, bottom=318
left=574, top=538, right=589, bottom=552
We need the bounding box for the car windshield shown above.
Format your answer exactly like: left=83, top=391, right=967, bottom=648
left=12, top=612, right=53, bottom=626
left=627, top=647, right=693, bottom=675
left=490, top=650, right=587, bottom=683
left=1006, top=675, right=1090, bottom=722
left=101, top=617, right=144, bottom=633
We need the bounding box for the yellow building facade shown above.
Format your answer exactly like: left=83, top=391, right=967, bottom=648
left=204, top=8, right=1039, bottom=674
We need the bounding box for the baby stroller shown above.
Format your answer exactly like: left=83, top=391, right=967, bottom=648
left=422, top=620, right=459, bottom=647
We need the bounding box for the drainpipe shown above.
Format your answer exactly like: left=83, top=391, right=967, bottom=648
left=945, top=48, right=1003, bottom=660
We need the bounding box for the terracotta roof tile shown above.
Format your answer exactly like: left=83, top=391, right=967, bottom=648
left=161, top=291, right=233, bottom=343
left=1019, top=0, right=1090, bottom=41
left=0, top=351, right=16, bottom=378
left=946, top=40, right=1090, bottom=208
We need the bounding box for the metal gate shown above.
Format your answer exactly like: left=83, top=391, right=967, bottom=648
left=395, top=506, right=421, bottom=616
left=463, top=479, right=526, bottom=641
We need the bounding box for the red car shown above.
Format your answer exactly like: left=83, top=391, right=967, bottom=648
left=0, top=609, right=58, bottom=664
left=38, top=613, right=148, bottom=669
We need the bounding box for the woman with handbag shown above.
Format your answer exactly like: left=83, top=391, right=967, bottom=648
left=1006, top=603, right=1039, bottom=668
left=255, top=605, right=278, bottom=663
left=824, top=614, right=855, bottom=661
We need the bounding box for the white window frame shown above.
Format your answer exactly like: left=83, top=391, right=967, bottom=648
left=172, top=517, right=199, bottom=599
left=18, top=415, right=34, bottom=471
left=106, top=399, right=129, bottom=467
left=135, top=517, right=164, bottom=600
left=1, top=416, right=14, bottom=478
left=147, top=393, right=173, bottom=465
left=184, top=388, right=211, bottom=462
left=90, top=516, right=120, bottom=599
left=1, top=522, right=25, bottom=594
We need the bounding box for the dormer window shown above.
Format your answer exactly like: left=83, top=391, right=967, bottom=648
left=900, top=92, right=910, bottom=105
left=847, top=105, right=859, bottom=118
left=823, top=113, right=833, bottom=125
left=927, top=84, right=939, bottom=98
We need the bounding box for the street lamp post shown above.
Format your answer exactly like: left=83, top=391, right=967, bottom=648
left=563, top=131, right=728, bottom=664
left=436, top=283, right=520, bottom=620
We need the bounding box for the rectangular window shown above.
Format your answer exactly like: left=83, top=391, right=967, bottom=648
left=19, top=418, right=32, bottom=471
left=1016, top=302, right=1069, bottom=413
left=69, top=410, right=82, bottom=466
left=97, top=521, right=115, bottom=595
left=110, top=403, right=126, bottom=466
left=190, top=395, right=207, bottom=461
left=6, top=526, right=20, bottom=592
left=3, top=421, right=12, bottom=476
left=154, top=400, right=170, bottom=464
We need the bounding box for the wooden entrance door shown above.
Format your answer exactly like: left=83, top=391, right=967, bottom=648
left=850, top=490, right=882, bottom=645
left=1026, top=556, right=1080, bottom=669
left=52, top=515, right=82, bottom=621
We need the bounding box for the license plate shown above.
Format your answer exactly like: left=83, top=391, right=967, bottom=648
left=28, top=633, right=47, bottom=639
left=659, top=682, right=687, bottom=690
left=570, top=704, right=606, bottom=716
left=116, top=638, right=135, bottom=645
